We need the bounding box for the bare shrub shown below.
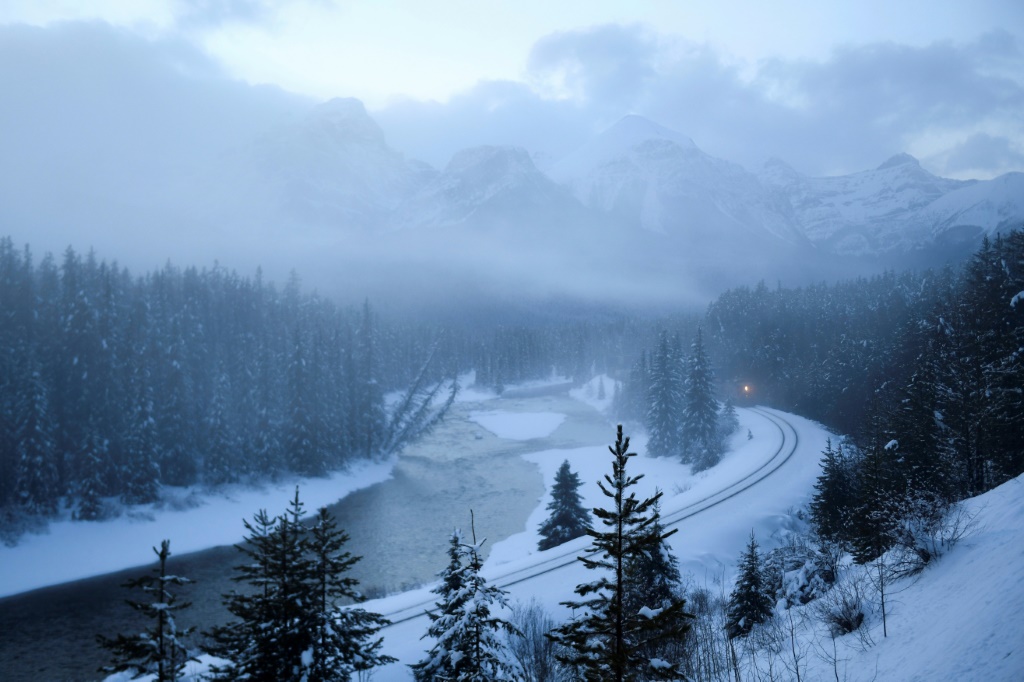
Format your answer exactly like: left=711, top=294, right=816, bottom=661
left=889, top=497, right=977, bottom=579
left=813, top=570, right=869, bottom=638
left=507, top=600, right=568, bottom=682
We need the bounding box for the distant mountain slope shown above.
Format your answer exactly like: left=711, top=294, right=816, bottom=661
left=759, top=153, right=1023, bottom=256
left=240, top=97, right=436, bottom=229
left=551, top=116, right=807, bottom=247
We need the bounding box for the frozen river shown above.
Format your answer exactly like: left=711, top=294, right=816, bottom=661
left=326, top=382, right=613, bottom=596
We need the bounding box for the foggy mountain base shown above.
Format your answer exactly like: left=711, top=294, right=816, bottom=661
left=3, top=23, right=1022, bottom=309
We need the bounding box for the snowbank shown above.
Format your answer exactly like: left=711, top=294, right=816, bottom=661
left=469, top=410, right=566, bottom=440
left=0, top=457, right=396, bottom=597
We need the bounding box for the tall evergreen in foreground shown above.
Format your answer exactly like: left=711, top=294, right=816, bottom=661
left=413, top=525, right=521, bottom=681
left=97, top=539, right=195, bottom=681
left=304, top=506, right=396, bottom=681
left=725, top=532, right=773, bottom=639
left=548, top=426, right=692, bottom=681
left=538, top=459, right=591, bottom=551
left=207, top=489, right=392, bottom=682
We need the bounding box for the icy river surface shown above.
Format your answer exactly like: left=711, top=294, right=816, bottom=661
left=328, top=382, right=612, bottom=596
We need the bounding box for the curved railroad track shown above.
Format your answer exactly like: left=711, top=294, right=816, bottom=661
left=378, top=406, right=800, bottom=627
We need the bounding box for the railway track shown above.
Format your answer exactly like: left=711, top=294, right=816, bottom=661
left=377, top=407, right=800, bottom=627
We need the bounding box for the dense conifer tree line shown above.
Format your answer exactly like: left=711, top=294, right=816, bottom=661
left=615, top=328, right=732, bottom=469
left=706, top=229, right=1023, bottom=559
left=0, top=239, right=445, bottom=523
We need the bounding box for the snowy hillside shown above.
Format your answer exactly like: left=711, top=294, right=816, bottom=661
left=550, top=115, right=807, bottom=246
left=759, top=152, right=1024, bottom=256
left=396, top=145, right=582, bottom=229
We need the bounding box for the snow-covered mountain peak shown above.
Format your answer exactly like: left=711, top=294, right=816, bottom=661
left=549, top=114, right=696, bottom=184
left=759, top=157, right=804, bottom=188
left=306, top=97, right=388, bottom=148
left=444, top=145, right=538, bottom=181
left=877, top=152, right=921, bottom=170
left=399, top=145, right=577, bottom=229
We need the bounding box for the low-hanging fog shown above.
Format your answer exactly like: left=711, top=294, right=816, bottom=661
left=2, top=10, right=1022, bottom=314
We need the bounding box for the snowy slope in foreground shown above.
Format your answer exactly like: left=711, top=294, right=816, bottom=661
left=801, top=474, right=1024, bottom=682
left=0, top=458, right=396, bottom=597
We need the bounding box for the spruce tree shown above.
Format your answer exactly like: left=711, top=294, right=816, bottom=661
left=208, top=490, right=393, bottom=682
left=548, top=426, right=692, bottom=681
left=413, top=525, right=521, bottom=681
left=682, top=328, right=720, bottom=470
left=645, top=333, right=683, bottom=459
left=809, top=439, right=855, bottom=547
left=97, top=539, right=195, bottom=681
left=206, top=507, right=281, bottom=681
left=538, top=460, right=591, bottom=551
left=13, top=356, right=60, bottom=515
left=412, top=531, right=466, bottom=682
left=725, top=532, right=773, bottom=639
left=303, top=506, right=395, bottom=681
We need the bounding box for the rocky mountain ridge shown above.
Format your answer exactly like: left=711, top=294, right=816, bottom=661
left=265, top=99, right=1022, bottom=263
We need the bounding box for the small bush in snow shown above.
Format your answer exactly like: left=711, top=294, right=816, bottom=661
left=763, top=543, right=833, bottom=608
left=888, top=496, right=976, bottom=579
left=813, top=570, right=868, bottom=637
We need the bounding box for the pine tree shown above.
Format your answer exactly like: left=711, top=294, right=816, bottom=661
left=303, top=506, right=395, bottom=681
left=645, top=333, right=683, bottom=459
left=208, top=489, right=393, bottom=682
left=206, top=507, right=281, bottom=682
left=682, top=328, right=720, bottom=470
left=809, top=439, right=855, bottom=546
left=13, top=356, right=60, bottom=515
left=548, top=426, right=692, bottom=681
left=725, top=532, right=773, bottom=639
left=97, top=539, right=195, bottom=681
left=413, top=524, right=522, bottom=681
left=538, top=460, right=591, bottom=551
left=622, top=496, right=689, bottom=668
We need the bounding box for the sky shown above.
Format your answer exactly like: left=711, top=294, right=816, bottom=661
left=2, top=0, right=1022, bottom=178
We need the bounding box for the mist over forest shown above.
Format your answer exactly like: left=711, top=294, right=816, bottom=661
left=1, top=4, right=1023, bottom=682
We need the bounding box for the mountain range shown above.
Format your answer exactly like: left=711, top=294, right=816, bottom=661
left=5, top=95, right=1021, bottom=306
left=214, top=98, right=1022, bottom=302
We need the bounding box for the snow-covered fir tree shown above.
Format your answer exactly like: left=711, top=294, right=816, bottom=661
left=622, top=495, right=690, bottom=670
left=725, top=532, right=773, bottom=639
left=207, top=489, right=393, bottom=682
left=303, top=506, right=395, bottom=681
left=97, top=539, right=195, bottom=681
left=354, top=299, right=387, bottom=459
left=204, top=368, right=238, bottom=485
left=809, top=438, right=856, bottom=547
left=682, top=327, right=720, bottom=470
left=538, top=459, right=591, bottom=551
left=548, top=425, right=692, bottom=681
left=412, top=526, right=522, bottom=681
left=12, top=357, right=60, bottom=515
left=645, top=333, right=684, bottom=459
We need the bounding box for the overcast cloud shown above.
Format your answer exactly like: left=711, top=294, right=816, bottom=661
left=377, top=24, right=1024, bottom=178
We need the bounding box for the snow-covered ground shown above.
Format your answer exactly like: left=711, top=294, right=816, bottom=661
left=468, top=410, right=566, bottom=440
left=364, top=406, right=829, bottom=679
left=362, top=406, right=1024, bottom=682
left=0, top=457, right=396, bottom=598
left=8, top=375, right=1021, bottom=682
